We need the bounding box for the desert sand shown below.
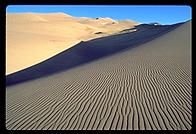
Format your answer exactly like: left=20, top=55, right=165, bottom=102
left=6, top=13, right=140, bottom=75
left=6, top=14, right=191, bottom=130
left=6, top=22, right=182, bottom=86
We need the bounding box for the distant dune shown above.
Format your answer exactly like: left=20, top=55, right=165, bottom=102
left=6, top=20, right=191, bottom=130
left=6, top=13, right=140, bottom=75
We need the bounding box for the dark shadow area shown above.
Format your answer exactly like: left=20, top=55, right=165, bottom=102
left=6, top=22, right=184, bottom=87
left=94, top=32, right=104, bottom=34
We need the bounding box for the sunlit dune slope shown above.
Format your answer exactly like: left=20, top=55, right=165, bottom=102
left=6, top=13, right=140, bottom=75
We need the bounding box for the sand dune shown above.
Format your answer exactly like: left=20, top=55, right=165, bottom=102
left=6, top=13, right=140, bottom=75
left=6, top=22, right=182, bottom=86
left=6, top=20, right=191, bottom=130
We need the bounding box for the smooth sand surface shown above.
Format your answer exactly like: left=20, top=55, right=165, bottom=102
left=6, top=13, right=140, bottom=75
left=6, top=21, right=191, bottom=130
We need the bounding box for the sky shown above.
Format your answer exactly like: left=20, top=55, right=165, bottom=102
left=6, top=5, right=192, bottom=25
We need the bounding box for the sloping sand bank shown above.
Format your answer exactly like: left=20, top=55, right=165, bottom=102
left=6, top=21, right=191, bottom=130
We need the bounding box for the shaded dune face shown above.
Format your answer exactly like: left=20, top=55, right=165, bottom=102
left=6, top=21, right=191, bottom=130
left=6, top=23, right=183, bottom=86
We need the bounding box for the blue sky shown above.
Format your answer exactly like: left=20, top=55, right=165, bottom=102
left=6, top=5, right=192, bottom=25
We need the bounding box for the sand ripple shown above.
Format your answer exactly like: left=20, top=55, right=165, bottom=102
left=6, top=21, right=191, bottom=130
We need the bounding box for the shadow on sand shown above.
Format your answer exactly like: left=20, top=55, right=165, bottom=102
left=6, top=22, right=183, bottom=86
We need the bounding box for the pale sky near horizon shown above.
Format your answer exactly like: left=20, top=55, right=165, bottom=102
left=6, top=5, right=192, bottom=25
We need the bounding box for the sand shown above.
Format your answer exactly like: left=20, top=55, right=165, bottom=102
left=6, top=20, right=191, bottom=130
left=6, top=22, right=182, bottom=86
left=6, top=13, right=140, bottom=75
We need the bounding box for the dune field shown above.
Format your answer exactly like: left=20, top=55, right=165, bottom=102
left=6, top=13, right=191, bottom=130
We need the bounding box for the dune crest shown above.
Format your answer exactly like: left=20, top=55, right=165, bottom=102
left=6, top=21, right=183, bottom=86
